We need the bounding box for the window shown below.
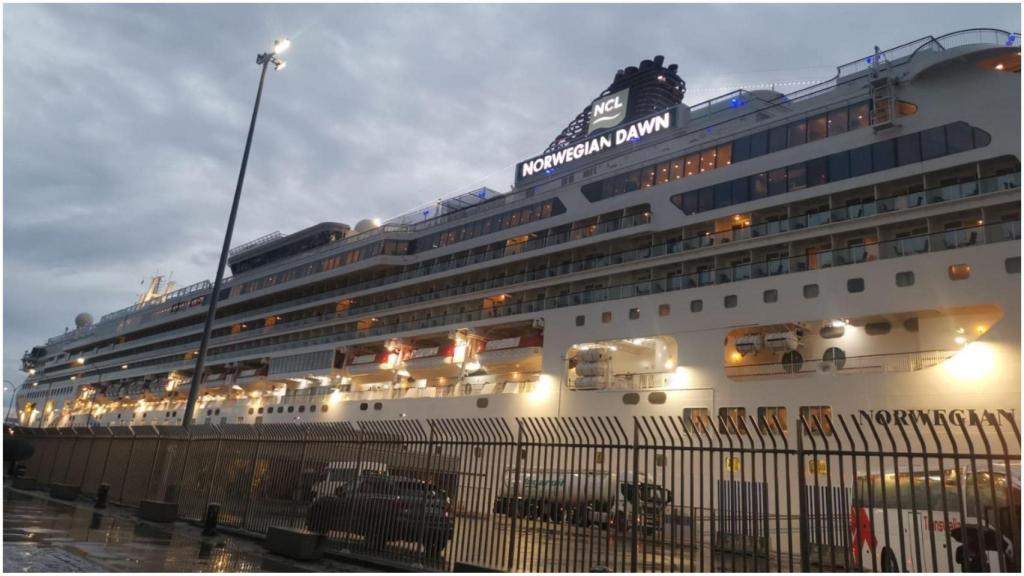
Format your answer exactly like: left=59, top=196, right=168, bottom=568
left=763, top=289, right=778, bottom=303
left=767, top=168, right=787, bottom=195
left=690, top=299, right=703, bottom=313
left=698, top=187, right=714, bottom=212
left=848, top=102, right=870, bottom=129
left=750, top=173, right=768, bottom=200
left=847, top=278, right=865, bottom=293
left=806, top=157, right=828, bottom=187
left=828, top=151, right=850, bottom=181
left=787, top=163, right=806, bottom=191
left=820, top=324, right=844, bottom=338
left=946, top=122, right=974, bottom=154
left=921, top=125, right=947, bottom=160
left=322, top=405, right=328, bottom=412
left=658, top=304, right=671, bottom=317
left=713, top=182, right=732, bottom=208
left=1007, top=257, right=1021, bottom=274
left=718, top=407, right=748, bottom=434
left=872, top=140, right=896, bottom=172
left=948, top=263, right=971, bottom=281
left=822, top=347, right=847, bottom=370
left=724, top=295, right=738, bottom=308
left=800, top=406, right=833, bottom=435
left=732, top=136, right=750, bottom=162
left=749, top=131, right=769, bottom=158
left=803, top=284, right=819, bottom=298
left=575, top=315, right=585, bottom=327
left=865, top=321, right=892, bottom=335
left=683, top=408, right=711, bottom=431
left=787, top=120, right=807, bottom=146
left=602, top=311, right=613, bottom=323
left=248, top=408, right=254, bottom=415
left=757, top=407, right=788, bottom=433
left=904, top=317, right=920, bottom=332
left=277, top=406, right=284, bottom=413
left=782, top=350, right=804, bottom=373
left=897, top=133, right=922, bottom=165
left=769, top=125, right=788, bottom=152
left=717, top=143, right=732, bottom=167
left=807, top=114, right=827, bottom=141
left=629, top=308, right=640, bottom=320
left=287, top=406, right=294, bottom=413
left=298, top=405, right=305, bottom=413
left=895, top=271, right=915, bottom=287
left=731, top=178, right=750, bottom=204
left=827, top=108, right=848, bottom=136
left=850, top=145, right=872, bottom=177
left=700, top=148, right=717, bottom=172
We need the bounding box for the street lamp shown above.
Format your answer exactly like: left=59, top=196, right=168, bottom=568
left=182, top=38, right=289, bottom=428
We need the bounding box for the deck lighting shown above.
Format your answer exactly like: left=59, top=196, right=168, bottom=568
left=28, top=369, right=36, bottom=376
left=995, top=63, right=1005, bottom=70
left=121, top=364, right=128, bottom=369
left=75, top=357, right=86, bottom=365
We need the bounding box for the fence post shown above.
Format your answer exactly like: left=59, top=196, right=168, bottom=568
left=206, top=428, right=225, bottom=510
left=145, top=433, right=162, bottom=500
left=796, top=420, right=810, bottom=572
left=117, top=429, right=138, bottom=503
left=505, top=421, right=524, bottom=571
left=631, top=418, right=640, bottom=573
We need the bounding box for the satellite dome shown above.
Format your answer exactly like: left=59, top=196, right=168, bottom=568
left=75, top=313, right=94, bottom=328
left=354, top=218, right=381, bottom=234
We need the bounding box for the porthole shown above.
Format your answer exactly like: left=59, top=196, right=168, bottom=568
left=822, top=347, right=847, bottom=370
left=602, top=311, right=613, bottom=323
left=895, top=271, right=915, bottom=287
left=782, top=351, right=804, bottom=373
left=287, top=406, right=294, bottom=413
left=658, top=304, right=671, bottom=317
left=847, top=278, right=865, bottom=293
left=248, top=408, right=254, bottom=415
left=690, top=299, right=703, bottom=313
left=763, top=289, right=778, bottom=303
left=321, top=405, right=328, bottom=412
left=803, top=284, right=819, bottom=299
left=359, top=403, right=368, bottom=411
left=257, top=407, right=264, bottom=414
left=575, top=315, right=585, bottom=326
left=298, top=405, right=305, bottom=413
left=622, top=393, right=640, bottom=405
left=648, top=392, right=667, bottom=405
left=819, top=325, right=845, bottom=339
left=476, top=398, right=489, bottom=408
left=1006, top=257, right=1020, bottom=274
left=724, top=295, right=738, bottom=308
left=373, top=402, right=383, bottom=410
left=865, top=321, right=892, bottom=335
left=903, top=317, right=919, bottom=332
left=277, top=406, right=284, bottom=413
left=629, top=308, right=640, bottom=320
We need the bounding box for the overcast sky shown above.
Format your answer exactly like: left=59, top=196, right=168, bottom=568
left=2, top=3, right=1019, bottom=405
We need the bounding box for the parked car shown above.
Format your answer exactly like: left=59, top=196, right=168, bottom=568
left=306, top=474, right=453, bottom=556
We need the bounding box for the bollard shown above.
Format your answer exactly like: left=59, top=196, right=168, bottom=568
left=95, top=483, right=110, bottom=509
left=202, top=503, right=220, bottom=537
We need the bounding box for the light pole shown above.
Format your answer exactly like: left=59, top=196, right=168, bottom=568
left=3, top=380, right=16, bottom=425
left=182, top=38, right=289, bottom=427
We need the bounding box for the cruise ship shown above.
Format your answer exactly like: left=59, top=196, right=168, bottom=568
left=13, top=28, right=1022, bottom=432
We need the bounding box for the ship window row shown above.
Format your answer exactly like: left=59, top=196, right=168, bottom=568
left=228, top=199, right=565, bottom=300
left=34, top=216, right=1019, bottom=387
left=672, top=122, right=991, bottom=215
left=580, top=100, right=879, bottom=202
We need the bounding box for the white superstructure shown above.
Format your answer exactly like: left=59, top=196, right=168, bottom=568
left=15, top=29, right=1022, bottom=433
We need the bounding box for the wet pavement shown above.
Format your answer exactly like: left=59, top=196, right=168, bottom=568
left=2, top=487, right=375, bottom=572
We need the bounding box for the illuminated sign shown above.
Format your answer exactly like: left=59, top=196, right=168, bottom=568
left=517, top=110, right=674, bottom=181
left=587, top=88, right=629, bottom=134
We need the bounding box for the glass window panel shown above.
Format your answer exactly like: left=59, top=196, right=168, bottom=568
left=670, top=158, right=685, bottom=180
left=698, top=187, right=714, bottom=212
left=732, top=136, right=750, bottom=162
left=768, top=168, right=788, bottom=195
left=749, top=131, right=769, bottom=158
left=700, top=148, right=717, bottom=172
left=850, top=145, right=872, bottom=177
left=872, top=140, right=896, bottom=172
left=788, top=120, right=807, bottom=146
left=731, top=178, right=750, bottom=204
left=827, top=108, right=848, bottom=136
left=641, top=166, right=657, bottom=188
left=828, top=151, right=850, bottom=181
left=750, top=173, right=768, bottom=200
left=684, top=154, right=700, bottom=176
left=921, top=125, right=946, bottom=160
left=806, top=157, right=828, bottom=187
left=624, top=170, right=642, bottom=191
left=716, top=143, right=732, bottom=167
left=769, top=125, right=788, bottom=152
left=787, top=163, right=807, bottom=191
left=713, top=182, right=732, bottom=208
left=808, top=114, right=828, bottom=141
left=945, top=122, right=973, bottom=153
left=656, top=161, right=672, bottom=184
left=896, top=133, right=921, bottom=166
left=681, top=192, right=698, bottom=214
left=849, top=102, right=870, bottom=129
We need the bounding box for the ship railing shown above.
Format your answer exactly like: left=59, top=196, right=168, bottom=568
left=228, top=230, right=285, bottom=258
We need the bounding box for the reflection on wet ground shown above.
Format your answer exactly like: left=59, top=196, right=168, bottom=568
left=2, top=488, right=371, bottom=572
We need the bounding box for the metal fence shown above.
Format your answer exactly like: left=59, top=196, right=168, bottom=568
left=9, top=409, right=1021, bottom=572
